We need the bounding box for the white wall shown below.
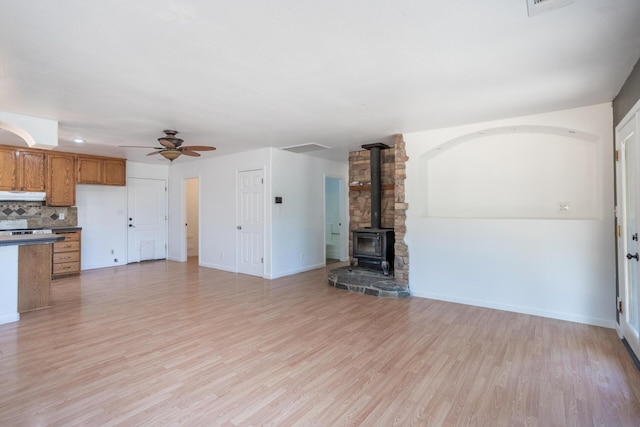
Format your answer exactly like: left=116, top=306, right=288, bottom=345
left=168, top=148, right=272, bottom=272
left=0, top=246, right=19, bottom=324
left=270, top=149, right=348, bottom=277
left=76, top=161, right=168, bottom=270
left=77, top=184, right=127, bottom=270
left=168, top=148, right=348, bottom=279
left=404, top=103, right=616, bottom=327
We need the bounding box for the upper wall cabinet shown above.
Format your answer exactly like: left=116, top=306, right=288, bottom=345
left=47, top=153, right=76, bottom=207
left=0, top=147, right=46, bottom=191
left=103, top=159, right=126, bottom=186
left=77, top=156, right=102, bottom=184
left=77, top=155, right=126, bottom=186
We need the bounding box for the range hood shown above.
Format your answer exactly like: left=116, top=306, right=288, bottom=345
left=0, top=191, right=47, bottom=201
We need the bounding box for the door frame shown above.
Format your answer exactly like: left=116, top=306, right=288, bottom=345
left=615, top=98, right=640, bottom=358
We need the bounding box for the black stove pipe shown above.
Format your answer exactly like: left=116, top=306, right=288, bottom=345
left=362, top=142, right=389, bottom=230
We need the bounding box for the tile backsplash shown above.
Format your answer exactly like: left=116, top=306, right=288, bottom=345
left=0, top=201, right=77, bottom=228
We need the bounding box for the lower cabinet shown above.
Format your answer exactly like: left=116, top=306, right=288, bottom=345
left=52, top=230, right=81, bottom=279
left=18, top=244, right=52, bottom=313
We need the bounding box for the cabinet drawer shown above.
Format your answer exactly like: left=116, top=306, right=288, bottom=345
left=57, top=232, right=80, bottom=242
left=53, top=251, right=80, bottom=263
left=53, top=262, right=80, bottom=275
left=53, top=241, right=80, bottom=253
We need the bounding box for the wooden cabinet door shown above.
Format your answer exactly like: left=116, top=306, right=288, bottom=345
left=103, top=159, right=126, bottom=186
left=20, top=151, right=46, bottom=191
left=0, top=147, right=19, bottom=190
left=77, top=157, right=103, bottom=184
left=18, top=244, right=51, bottom=312
left=47, top=153, right=76, bottom=206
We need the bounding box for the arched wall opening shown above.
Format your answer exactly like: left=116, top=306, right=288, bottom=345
left=418, top=125, right=601, bottom=220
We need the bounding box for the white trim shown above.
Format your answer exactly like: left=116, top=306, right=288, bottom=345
left=199, top=261, right=237, bottom=273
left=266, top=263, right=325, bottom=280
left=411, top=291, right=617, bottom=329
left=0, top=313, right=19, bottom=325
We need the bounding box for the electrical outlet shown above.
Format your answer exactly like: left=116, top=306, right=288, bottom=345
left=59, top=212, right=65, bottom=220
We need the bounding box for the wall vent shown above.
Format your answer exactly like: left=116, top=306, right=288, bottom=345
left=280, top=143, right=330, bottom=154
left=527, top=0, right=574, bottom=17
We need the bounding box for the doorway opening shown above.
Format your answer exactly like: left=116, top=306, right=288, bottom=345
left=185, top=177, right=199, bottom=263
left=325, top=176, right=344, bottom=264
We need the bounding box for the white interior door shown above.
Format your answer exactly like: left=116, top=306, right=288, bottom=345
left=185, top=178, right=199, bottom=258
left=617, top=113, right=640, bottom=357
left=127, top=178, right=167, bottom=263
left=237, top=169, right=264, bottom=276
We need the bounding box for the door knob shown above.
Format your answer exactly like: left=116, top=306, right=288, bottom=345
left=237, top=226, right=242, bottom=230
left=627, top=253, right=639, bottom=261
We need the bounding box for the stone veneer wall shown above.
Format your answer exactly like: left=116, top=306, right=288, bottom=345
left=348, top=134, right=409, bottom=285
left=392, top=135, right=409, bottom=285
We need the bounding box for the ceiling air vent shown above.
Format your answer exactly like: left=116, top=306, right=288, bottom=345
left=527, top=0, right=574, bottom=17
left=280, top=143, right=330, bottom=154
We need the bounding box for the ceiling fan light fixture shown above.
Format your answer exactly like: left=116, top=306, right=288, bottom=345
left=160, top=150, right=181, bottom=161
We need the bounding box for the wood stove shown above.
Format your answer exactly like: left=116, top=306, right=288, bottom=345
left=351, top=142, right=395, bottom=275
left=352, top=228, right=394, bottom=275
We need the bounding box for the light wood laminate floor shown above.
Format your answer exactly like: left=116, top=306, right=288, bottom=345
left=1, top=258, right=640, bottom=426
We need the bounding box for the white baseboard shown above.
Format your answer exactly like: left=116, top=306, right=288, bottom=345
left=0, top=313, right=19, bottom=325
left=198, top=261, right=236, bottom=273
left=267, top=263, right=325, bottom=279
left=411, top=290, right=616, bottom=329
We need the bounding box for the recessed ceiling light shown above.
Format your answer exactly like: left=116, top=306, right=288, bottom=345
left=72, top=138, right=85, bottom=143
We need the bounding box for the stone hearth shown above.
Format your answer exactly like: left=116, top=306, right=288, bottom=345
left=328, top=266, right=411, bottom=298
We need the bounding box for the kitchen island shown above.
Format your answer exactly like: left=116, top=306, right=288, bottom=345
left=0, top=234, right=64, bottom=325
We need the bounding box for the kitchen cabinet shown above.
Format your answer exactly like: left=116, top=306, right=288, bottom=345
left=0, top=147, right=46, bottom=191
left=51, top=229, right=81, bottom=278
left=47, top=153, right=76, bottom=206
left=103, top=159, right=126, bottom=186
left=18, top=243, right=52, bottom=312
left=77, top=155, right=126, bottom=186
left=0, top=145, right=126, bottom=205
left=77, top=156, right=102, bottom=184
left=0, top=147, right=18, bottom=190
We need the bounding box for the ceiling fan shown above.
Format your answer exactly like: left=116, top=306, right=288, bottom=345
left=120, top=130, right=216, bottom=161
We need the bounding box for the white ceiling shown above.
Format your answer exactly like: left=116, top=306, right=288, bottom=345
left=0, top=0, right=638, bottom=163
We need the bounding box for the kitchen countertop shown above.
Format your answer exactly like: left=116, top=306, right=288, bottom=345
left=0, top=234, right=65, bottom=247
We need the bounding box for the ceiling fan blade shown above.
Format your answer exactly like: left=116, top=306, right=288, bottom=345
left=158, top=138, right=177, bottom=149
left=119, top=145, right=161, bottom=149
left=146, top=151, right=161, bottom=156
left=181, top=145, right=216, bottom=151
left=180, top=150, right=201, bottom=157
